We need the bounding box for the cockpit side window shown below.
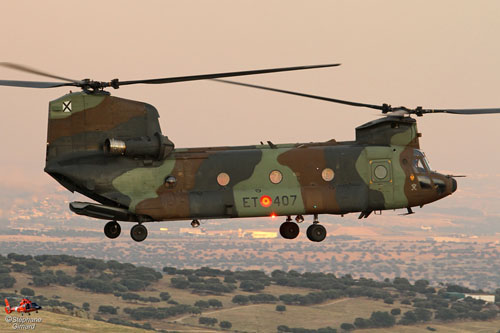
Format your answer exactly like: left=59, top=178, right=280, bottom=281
left=413, top=159, right=427, bottom=173
left=413, top=150, right=431, bottom=174
left=422, top=155, right=431, bottom=171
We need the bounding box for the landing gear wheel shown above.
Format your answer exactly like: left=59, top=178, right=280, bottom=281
left=130, top=224, right=148, bottom=242
left=104, top=221, right=121, bottom=239
left=307, top=224, right=327, bottom=242
left=279, top=221, right=300, bottom=239
left=191, top=219, right=200, bottom=228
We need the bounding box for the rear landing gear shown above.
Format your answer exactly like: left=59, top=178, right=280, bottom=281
left=307, top=224, right=327, bottom=242
left=104, top=221, right=121, bottom=239
left=306, top=214, right=327, bottom=242
left=279, top=216, right=299, bottom=239
left=131, top=224, right=148, bottom=242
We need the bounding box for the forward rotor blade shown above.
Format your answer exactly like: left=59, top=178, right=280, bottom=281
left=212, top=79, right=384, bottom=111
left=118, top=63, right=340, bottom=87
left=424, top=108, right=500, bottom=115
left=0, top=80, right=75, bottom=88
left=213, top=79, right=500, bottom=117
left=0, top=62, right=80, bottom=83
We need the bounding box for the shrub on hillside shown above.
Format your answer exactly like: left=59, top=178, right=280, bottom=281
left=198, top=317, right=218, bottom=326
left=446, top=284, right=472, bottom=293
left=224, top=275, right=236, bottom=283
left=98, top=305, right=117, bottom=315
left=162, top=266, right=177, bottom=275
left=239, top=280, right=265, bottom=292
left=370, top=311, right=395, bottom=328
left=147, top=297, right=160, bottom=303
left=171, top=277, right=189, bottom=289
left=7, top=254, right=32, bottom=262
left=76, top=264, right=89, bottom=274
left=276, top=305, right=286, bottom=312
left=75, top=278, right=115, bottom=293
left=121, top=293, right=141, bottom=301
left=399, top=310, right=418, bottom=325
left=354, top=317, right=372, bottom=328
left=159, top=292, right=170, bottom=301
left=208, top=299, right=223, bottom=308
left=390, top=308, right=401, bottom=315
left=54, top=271, right=73, bottom=286
left=33, top=273, right=56, bottom=287
left=232, top=295, right=249, bottom=305
left=219, top=320, right=232, bottom=329
left=435, top=308, right=459, bottom=321
left=20, top=288, right=35, bottom=296
left=0, top=273, right=16, bottom=288
left=414, top=308, right=432, bottom=322
left=384, top=297, right=394, bottom=304
left=248, top=293, right=278, bottom=304
left=120, top=278, right=147, bottom=291
left=340, top=323, right=355, bottom=331
left=194, top=300, right=209, bottom=309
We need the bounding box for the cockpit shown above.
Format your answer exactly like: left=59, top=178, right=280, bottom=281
left=412, top=149, right=448, bottom=193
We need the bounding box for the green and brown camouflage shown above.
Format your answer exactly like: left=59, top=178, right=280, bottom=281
left=45, top=91, right=457, bottom=233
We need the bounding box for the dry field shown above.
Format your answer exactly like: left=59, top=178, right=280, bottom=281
left=0, top=311, right=147, bottom=333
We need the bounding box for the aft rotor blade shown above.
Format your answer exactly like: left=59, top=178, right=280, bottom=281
left=424, top=108, right=500, bottom=115
left=0, top=62, right=80, bottom=83
left=117, top=63, right=340, bottom=87
left=0, top=80, right=75, bottom=88
left=212, top=79, right=385, bottom=111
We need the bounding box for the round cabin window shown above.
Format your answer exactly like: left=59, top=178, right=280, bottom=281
left=217, top=172, right=230, bottom=186
left=374, top=165, right=388, bottom=180
left=321, top=168, right=335, bottom=182
left=269, top=170, right=283, bottom=184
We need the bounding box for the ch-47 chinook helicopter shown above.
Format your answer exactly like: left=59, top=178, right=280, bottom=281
left=2, top=63, right=499, bottom=243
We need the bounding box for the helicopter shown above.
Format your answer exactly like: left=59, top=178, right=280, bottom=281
left=4, top=298, right=42, bottom=315
left=1, top=63, right=499, bottom=243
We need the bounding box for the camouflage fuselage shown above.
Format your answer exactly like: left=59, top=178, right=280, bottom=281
left=44, top=92, right=456, bottom=222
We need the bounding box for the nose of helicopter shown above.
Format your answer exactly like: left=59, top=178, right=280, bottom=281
left=451, top=177, right=457, bottom=193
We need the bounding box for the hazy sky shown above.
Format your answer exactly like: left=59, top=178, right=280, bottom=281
left=1, top=1, right=500, bottom=220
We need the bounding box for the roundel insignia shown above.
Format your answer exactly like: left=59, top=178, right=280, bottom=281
left=260, top=195, right=272, bottom=207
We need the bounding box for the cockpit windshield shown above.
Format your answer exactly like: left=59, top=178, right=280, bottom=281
left=413, top=150, right=432, bottom=173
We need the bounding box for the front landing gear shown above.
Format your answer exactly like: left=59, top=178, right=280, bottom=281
left=130, top=224, right=148, bottom=242
left=280, top=222, right=299, bottom=239
left=306, top=214, right=327, bottom=242
left=279, top=216, right=299, bottom=239
left=104, top=221, right=121, bottom=239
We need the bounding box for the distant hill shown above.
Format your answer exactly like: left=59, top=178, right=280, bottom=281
left=0, top=253, right=498, bottom=333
